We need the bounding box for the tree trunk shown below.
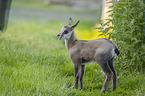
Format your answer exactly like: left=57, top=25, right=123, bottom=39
left=0, top=0, right=12, bottom=31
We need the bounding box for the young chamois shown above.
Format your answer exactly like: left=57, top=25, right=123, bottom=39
left=57, top=18, right=120, bottom=92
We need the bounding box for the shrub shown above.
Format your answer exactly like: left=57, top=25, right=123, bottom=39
left=97, top=0, right=145, bottom=72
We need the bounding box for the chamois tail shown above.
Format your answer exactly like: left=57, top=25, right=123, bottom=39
left=115, top=47, right=120, bottom=56
left=103, top=38, right=120, bottom=56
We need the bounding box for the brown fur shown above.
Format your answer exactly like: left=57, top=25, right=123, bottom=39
left=57, top=18, right=119, bottom=92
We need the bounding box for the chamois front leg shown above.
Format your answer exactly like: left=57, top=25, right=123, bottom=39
left=74, top=64, right=81, bottom=89
left=79, top=65, right=85, bottom=90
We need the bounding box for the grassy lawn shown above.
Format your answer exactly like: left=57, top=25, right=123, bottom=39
left=0, top=20, right=144, bottom=96
left=0, top=0, right=144, bottom=95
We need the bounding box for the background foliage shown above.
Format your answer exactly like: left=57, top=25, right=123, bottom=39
left=97, top=0, right=145, bottom=72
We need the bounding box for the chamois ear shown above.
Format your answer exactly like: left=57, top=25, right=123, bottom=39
left=69, top=17, right=73, bottom=26
left=72, top=21, right=80, bottom=29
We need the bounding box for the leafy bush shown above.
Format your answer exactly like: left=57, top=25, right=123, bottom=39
left=97, top=0, right=145, bottom=72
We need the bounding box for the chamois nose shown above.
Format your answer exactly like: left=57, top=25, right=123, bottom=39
left=57, top=34, right=60, bottom=37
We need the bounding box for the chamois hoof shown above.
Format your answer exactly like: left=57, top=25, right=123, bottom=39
left=102, top=89, right=107, bottom=93
left=112, top=87, right=117, bottom=91
left=102, top=87, right=107, bottom=93
left=80, top=88, right=84, bottom=91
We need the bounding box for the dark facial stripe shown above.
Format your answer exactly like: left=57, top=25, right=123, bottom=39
left=59, top=33, right=63, bottom=40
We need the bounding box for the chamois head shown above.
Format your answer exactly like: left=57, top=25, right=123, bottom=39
left=57, top=17, right=80, bottom=40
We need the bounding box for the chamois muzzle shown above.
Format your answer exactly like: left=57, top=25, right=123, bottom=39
left=57, top=33, right=62, bottom=40
left=57, top=34, right=60, bottom=37
left=57, top=33, right=63, bottom=40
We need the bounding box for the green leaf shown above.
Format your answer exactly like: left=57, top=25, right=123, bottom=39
left=98, top=31, right=104, bottom=32
left=108, top=26, right=114, bottom=29
left=106, top=10, right=113, bottom=13
left=133, top=40, right=142, bottom=46
left=98, top=34, right=104, bottom=37
left=104, top=28, right=109, bottom=34
left=95, top=27, right=103, bottom=29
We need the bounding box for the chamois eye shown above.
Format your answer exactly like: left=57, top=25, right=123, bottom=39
left=64, top=31, right=68, bottom=34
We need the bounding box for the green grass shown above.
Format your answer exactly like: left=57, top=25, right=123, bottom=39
left=0, top=0, right=144, bottom=95
left=0, top=20, right=144, bottom=96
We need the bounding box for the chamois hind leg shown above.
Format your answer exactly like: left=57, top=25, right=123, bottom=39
left=108, top=58, right=117, bottom=91
left=79, top=65, right=85, bottom=90
left=98, top=62, right=113, bottom=92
